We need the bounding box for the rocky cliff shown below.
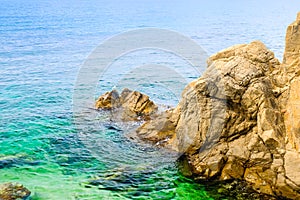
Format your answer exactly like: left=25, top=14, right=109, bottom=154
left=95, top=13, right=300, bottom=199
left=133, top=13, right=300, bottom=199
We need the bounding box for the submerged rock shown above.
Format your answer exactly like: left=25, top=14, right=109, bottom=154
left=0, top=182, right=31, bottom=200
left=130, top=12, right=300, bottom=199
left=0, top=154, right=40, bottom=169
left=208, top=180, right=278, bottom=200
left=95, top=88, right=158, bottom=121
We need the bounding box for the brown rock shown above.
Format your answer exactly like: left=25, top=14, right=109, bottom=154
left=135, top=109, right=178, bottom=148
left=284, top=150, right=300, bottom=189
left=274, top=173, right=300, bottom=199
left=119, top=89, right=157, bottom=120
left=95, top=88, right=157, bottom=121
left=95, top=90, right=120, bottom=109
left=220, top=156, right=245, bottom=180
left=0, top=182, right=31, bottom=200
left=283, top=12, right=300, bottom=67
left=273, top=12, right=300, bottom=90
left=129, top=13, right=300, bottom=199
left=284, top=77, right=300, bottom=151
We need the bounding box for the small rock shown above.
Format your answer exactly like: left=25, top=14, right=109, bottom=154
left=95, top=88, right=158, bottom=121
left=0, top=182, right=31, bottom=200
left=95, top=89, right=120, bottom=109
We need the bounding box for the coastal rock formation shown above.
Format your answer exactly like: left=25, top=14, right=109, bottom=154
left=133, top=13, right=300, bottom=199
left=283, top=12, right=300, bottom=69
left=285, top=77, right=300, bottom=151
left=282, top=12, right=300, bottom=154
left=0, top=182, right=31, bottom=200
left=95, top=88, right=158, bottom=121
left=96, top=13, right=300, bottom=199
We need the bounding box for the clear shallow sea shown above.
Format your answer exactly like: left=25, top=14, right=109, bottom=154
left=1, top=0, right=300, bottom=199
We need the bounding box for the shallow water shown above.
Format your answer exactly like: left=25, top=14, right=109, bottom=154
left=1, top=0, right=300, bottom=199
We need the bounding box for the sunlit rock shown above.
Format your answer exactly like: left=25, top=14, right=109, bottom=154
left=0, top=182, right=31, bottom=200
left=95, top=88, right=158, bottom=121
left=131, top=13, right=300, bottom=199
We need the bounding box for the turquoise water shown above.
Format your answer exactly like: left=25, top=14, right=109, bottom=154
left=1, top=0, right=300, bottom=199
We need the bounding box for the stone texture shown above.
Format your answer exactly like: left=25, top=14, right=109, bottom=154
left=284, top=77, right=300, bottom=152
left=135, top=109, right=178, bottom=149
left=283, top=12, right=300, bottom=68
left=95, top=90, right=120, bottom=109
left=132, top=13, right=300, bottom=199
left=0, top=182, right=31, bottom=200
left=95, top=88, right=158, bottom=121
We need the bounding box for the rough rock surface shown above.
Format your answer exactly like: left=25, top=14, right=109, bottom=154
left=283, top=12, right=300, bottom=68
left=0, top=182, right=31, bottom=200
left=95, top=88, right=158, bottom=121
left=133, top=13, right=300, bottom=199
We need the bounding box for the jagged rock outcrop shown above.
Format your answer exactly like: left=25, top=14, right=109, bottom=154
left=132, top=13, right=300, bottom=199
left=0, top=182, right=31, bottom=200
left=95, top=88, right=158, bottom=121
left=283, top=12, right=300, bottom=69
left=282, top=12, right=300, bottom=154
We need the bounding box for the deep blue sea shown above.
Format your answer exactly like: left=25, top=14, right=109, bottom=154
left=1, top=0, right=300, bottom=199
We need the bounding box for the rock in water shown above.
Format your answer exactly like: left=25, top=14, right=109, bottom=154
left=95, top=88, right=158, bottom=121
left=133, top=13, right=300, bottom=199
left=95, top=89, right=120, bottom=109
left=0, top=182, right=31, bottom=200
left=0, top=154, right=39, bottom=169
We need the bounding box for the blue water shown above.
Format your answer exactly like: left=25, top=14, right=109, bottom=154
left=1, top=0, right=300, bottom=199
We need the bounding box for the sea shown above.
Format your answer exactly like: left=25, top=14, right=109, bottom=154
left=1, top=0, right=300, bottom=199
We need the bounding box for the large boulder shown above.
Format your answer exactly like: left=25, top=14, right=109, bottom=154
left=133, top=13, right=300, bottom=199
left=0, top=182, right=31, bottom=200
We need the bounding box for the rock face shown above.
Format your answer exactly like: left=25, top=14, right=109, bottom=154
left=133, top=13, right=300, bottom=199
left=283, top=12, right=300, bottom=68
left=0, top=182, right=31, bottom=200
left=95, top=88, right=158, bottom=121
